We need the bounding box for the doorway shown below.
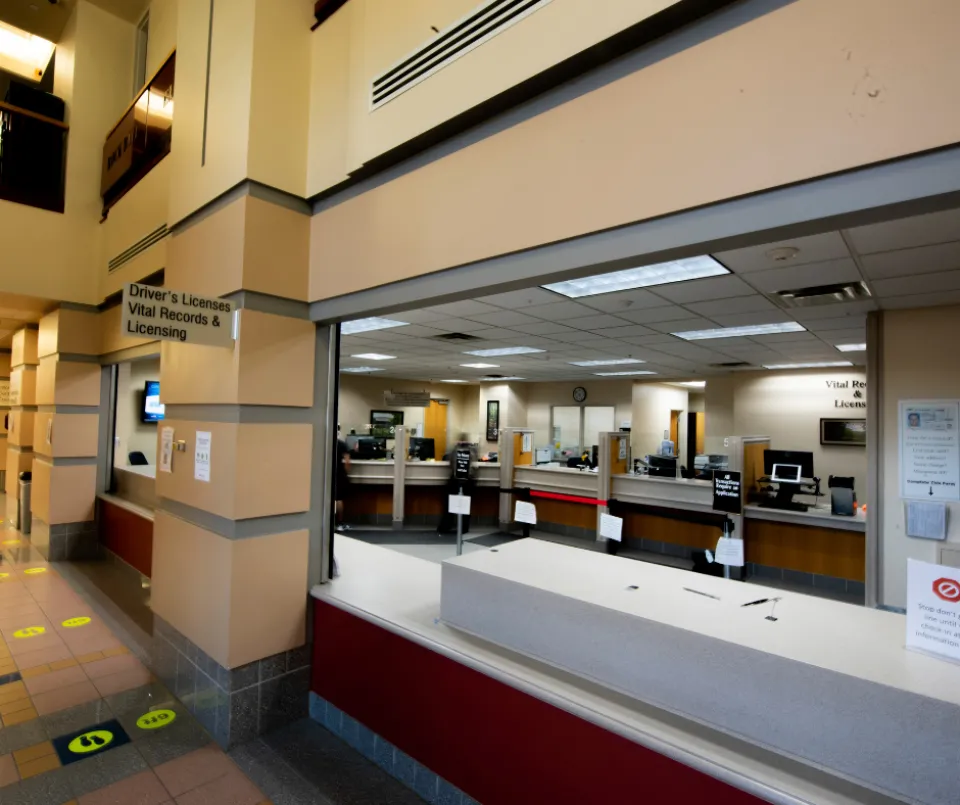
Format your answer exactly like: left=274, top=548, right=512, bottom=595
left=423, top=400, right=448, bottom=458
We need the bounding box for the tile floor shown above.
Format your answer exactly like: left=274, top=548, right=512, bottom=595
left=0, top=518, right=428, bottom=804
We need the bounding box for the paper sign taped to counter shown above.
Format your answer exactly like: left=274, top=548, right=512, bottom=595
left=448, top=495, right=472, bottom=516
left=715, top=537, right=744, bottom=567
left=159, top=427, right=174, bottom=473
left=194, top=431, right=211, bottom=482
left=600, top=513, right=623, bottom=542
left=515, top=501, right=537, bottom=525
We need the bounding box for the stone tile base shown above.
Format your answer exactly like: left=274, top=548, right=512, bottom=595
left=42, top=520, right=101, bottom=561
left=150, top=615, right=311, bottom=749
left=310, top=692, right=478, bottom=805
left=747, top=562, right=865, bottom=597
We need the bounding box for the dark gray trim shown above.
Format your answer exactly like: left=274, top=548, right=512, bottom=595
left=247, top=181, right=311, bottom=216
left=226, top=290, right=311, bottom=320
left=315, top=325, right=337, bottom=586
left=201, top=0, right=215, bottom=167
left=158, top=498, right=312, bottom=539
left=309, top=147, right=960, bottom=323
left=99, top=344, right=162, bottom=365
left=55, top=353, right=101, bottom=364
left=163, top=404, right=315, bottom=424
left=38, top=405, right=100, bottom=414
left=97, top=365, right=115, bottom=496
left=169, top=179, right=311, bottom=235
left=866, top=311, right=881, bottom=609
left=5, top=445, right=33, bottom=454
left=37, top=456, right=98, bottom=467
left=58, top=302, right=100, bottom=314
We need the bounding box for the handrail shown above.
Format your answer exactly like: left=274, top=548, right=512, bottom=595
left=0, top=101, right=68, bottom=130
left=104, top=48, right=176, bottom=142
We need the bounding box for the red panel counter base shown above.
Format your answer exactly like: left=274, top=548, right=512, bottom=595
left=311, top=599, right=765, bottom=805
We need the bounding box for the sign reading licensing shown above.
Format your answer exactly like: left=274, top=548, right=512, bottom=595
left=121, top=282, right=236, bottom=347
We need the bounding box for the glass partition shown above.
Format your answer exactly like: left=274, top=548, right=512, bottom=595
left=552, top=406, right=582, bottom=460
left=583, top=406, right=616, bottom=456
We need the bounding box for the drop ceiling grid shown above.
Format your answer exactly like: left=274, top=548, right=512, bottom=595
left=340, top=206, right=960, bottom=382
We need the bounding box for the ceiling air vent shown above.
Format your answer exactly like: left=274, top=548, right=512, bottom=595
left=710, top=361, right=753, bottom=368
left=432, top=332, right=483, bottom=342
left=773, top=281, right=872, bottom=309
left=370, top=0, right=553, bottom=109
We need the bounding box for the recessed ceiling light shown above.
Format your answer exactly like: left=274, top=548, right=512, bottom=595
left=461, top=363, right=500, bottom=369
left=463, top=346, right=545, bottom=357
left=763, top=361, right=853, bottom=370
left=341, top=317, right=408, bottom=335
left=568, top=358, right=645, bottom=367
left=836, top=343, right=867, bottom=352
left=674, top=380, right=706, bottom=388
left=595, top=371, right=658, bottom=377
left=351, top=353, right=396, bottom=360
left=341, top=367, right=384, bottom=373
left=673, top=322, right=805, bottom=340
left=543, top=256, right=728, bottom=298
left=440, top=379, right=468, bottom=383
left=481, top=376, right=526, bottom=381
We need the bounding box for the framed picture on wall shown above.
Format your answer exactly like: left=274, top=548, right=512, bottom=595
left=370, top=410, right=403, bottom=438
left=820, top=418, right=866, bottom=446
left=486, top=400, right=500, bottom=443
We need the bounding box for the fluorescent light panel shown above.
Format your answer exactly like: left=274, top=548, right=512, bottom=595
left=763, top=361, right=853, bottom=370
left=543, top=256, right=728, bottom=298
left=0, top=22, right=55, bottom=83
left=675, top=380, right=706, bottom=388
left=595, top=371, right=658, bottom=377
left=463, top=347, right=545, bottom=357
left=836, top=343, right=867, bottom=352
left=568, top=358, right=645, bottom=367
left=341, top=367, right=384, bottom=373
left=351, top=353, right=396, bottom=360
left=440, top=379, right=468, bottom=383
left=673, top=322, right=805, bottom=340
left=460, top=363, right=500, bottom=369
left=481, top=376, right=525, bottom=381
left=341, top=317, right=408, bottom=335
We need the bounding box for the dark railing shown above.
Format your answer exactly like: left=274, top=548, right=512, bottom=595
left=0, top=101, right=68, bottom=214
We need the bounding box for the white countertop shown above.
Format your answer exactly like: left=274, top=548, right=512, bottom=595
left=314, top=538, right=909, bottom=805
left=117, top=463, right=156, bottom=479
left=744, top=503, right=866, bottom=533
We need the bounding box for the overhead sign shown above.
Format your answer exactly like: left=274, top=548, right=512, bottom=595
left=906, top=559, right=960, bottom=663
left=900, top=401, right=960, bottom=500
left=713, top=471, right=743, bottom=515
left=384, top=391, right=431, bottom=407
left=121, top=282, right=236, bottom=348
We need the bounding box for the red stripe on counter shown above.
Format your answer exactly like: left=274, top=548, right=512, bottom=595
left=529, top=490, right=608, bottom=507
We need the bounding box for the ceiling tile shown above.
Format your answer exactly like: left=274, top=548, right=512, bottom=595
left=385, top=324, right=448, bottom=338
left=524, top=301, right=601, bottom=319
left=646, top=317, right=718, bottom=334
left=388, top=308, right=451, bottom=324
left=618, top=334, right=685, bottom=346
left=507, top=321, right=582, bottom=336
left=684, top=295, right=778, bottom=317
left=564, top=314, right=633, bottom=331
left=878, top=289, right=960, bottom=310
left=428, top=317, right=499, bottom=332
left=425, top=300, right=502, bottom=317
left=860, top=241, right=960, bottom=281
left=614, top=305, right=691, bottom=324
left=575, top=288, right=670, bottom=313
left=743, top=258, right=862, bottom=293
left=713, top=232, right=850, bottom=273
left=467, top=328, right=524, bottom=340
left=651, top=275, right=755, bottom=304
left=706, top=311, right=794, bottom=328
left=797, top=314, right=868, bottom=330
left=464, top=310, right=542, bottom=327
left=845, top=208, right=960, bottom=254
left=587, top=325, right=657, bottom=339
left=475, top=288, right=562, bottom=308
left=749, top=331, right=820, bottom=344
left=873, top=268, right=960, bottom=297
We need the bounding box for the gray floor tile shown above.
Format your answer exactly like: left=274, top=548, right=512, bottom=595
left=64, top=742, right=149, bottom=799
left=0, top=717, right=48, bottom=754
left=105, top=681, right=178, bottom=717
left=231, top=738, right=335, bottom=805
left=135, top=714, right=213, bottom=766
left=41, top=698, right=114, bottom=741
left=436, top=777, right=463, bottom=805
left=0, top=766, right=75, bottom=805
left=114, top=696, right=193, bottom=743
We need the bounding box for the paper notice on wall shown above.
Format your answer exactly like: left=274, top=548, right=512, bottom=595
left=618, top=438, right=627, bottom=461
left=448, top=495, right=472, bottom=516
left=515, top=501, right=537, bottom=525
left=600, top=513, right=623, bottom=542
left=159, top=426, right=174, bottom=473
left=522, top=432, right=533, bottom=453
left=715, top=537, right=745, bottom=567
left=906, top=501, right=947, bottom=540
left=900, top=401, right=960, bottom=501
left=194, top=431, right=212, bottom=482
left=0, top=380, right=9, bottom=407
left=906, top=559, right=960, bottom=664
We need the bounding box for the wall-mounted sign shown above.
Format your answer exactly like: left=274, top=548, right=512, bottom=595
left=900, top=401, right=960, bottom=501
left=827, top=379, right=867, bottom=409
left=712, top=470, right=742, bottom=515
left=0, top=379, right=10, bottom=406
left=370, top=410, right=403, bottom=437
left=384, top=391, right=430, bottom=407
left=121, top=283, right=236, bottom=348
left=486, top=400, right=500, bottom=442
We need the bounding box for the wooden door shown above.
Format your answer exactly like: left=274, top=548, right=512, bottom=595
left=695, top=412, right=705, bottom=455
left=423, top=401, right=447, bottom=458
left=670, top=410, right=681, bottom=452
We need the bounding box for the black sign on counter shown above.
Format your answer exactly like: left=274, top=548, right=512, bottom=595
left=713, top=470, right=742, bottom=515
left=454, top=448, right=472, bottom=482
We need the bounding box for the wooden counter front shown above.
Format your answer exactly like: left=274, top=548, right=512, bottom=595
left=743, top=518, right=865, bottom=582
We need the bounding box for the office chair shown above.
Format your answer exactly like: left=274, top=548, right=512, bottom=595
left=129, top=451, right=149, bottom=466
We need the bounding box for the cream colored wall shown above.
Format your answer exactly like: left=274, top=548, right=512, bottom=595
left=310, top=0, right=960, bottom=301
left=115, top=357, right=162, bottom=467
left=880, top=306, right=960, bottom=608
left=478, top=383, right=528, bottom=445
left=146, top=0, right=178, bottom=77
left=525, top=381, right=632, bottom=452
left=632, top=383, right=689, bottom=460
left=689, top=393, right=705, bottom=413
left=704, top=375, right=735, bottom=454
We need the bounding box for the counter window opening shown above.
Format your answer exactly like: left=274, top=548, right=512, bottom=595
left=550, top=405, right=615, bottom=464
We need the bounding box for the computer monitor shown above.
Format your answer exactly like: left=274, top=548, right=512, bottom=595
left=763, top=449, right=814, bottom=479
left=356, top=437, right=387, bottom=460
left=408, top=437, right=435, bottom=460
left=646, top=455, right=677, bottom=478
left=771, top=463, right=801, bottom=483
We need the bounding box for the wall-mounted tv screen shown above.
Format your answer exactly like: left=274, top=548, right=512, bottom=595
left=142, top=380, right=165, bottom=423
left=820, top=418, right=866, bottom=446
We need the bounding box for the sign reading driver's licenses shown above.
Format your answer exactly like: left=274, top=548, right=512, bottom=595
left=121, top=282, right=236, bottom=348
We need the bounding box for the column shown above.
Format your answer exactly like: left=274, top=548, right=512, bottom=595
left=147, top=189, right=327, bottom=749
left=31, top=307, right=103, bottom=560
left=0, top=351, right=10, bottom=493
left=7, top=329, right=38, bottom=523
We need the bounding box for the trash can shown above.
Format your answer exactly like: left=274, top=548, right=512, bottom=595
left=17, top=471, right=31, bottom=536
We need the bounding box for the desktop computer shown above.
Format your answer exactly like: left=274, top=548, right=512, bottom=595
left=761, top=449, right=815, bottom=512
left=409, top=437, right=435, bottom=461
left=356, top=437, right=387, bottom=460
left=646, top=454, right=678, bottom=478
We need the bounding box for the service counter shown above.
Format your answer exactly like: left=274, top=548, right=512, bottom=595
left=99, top=464, right=157, bottom=577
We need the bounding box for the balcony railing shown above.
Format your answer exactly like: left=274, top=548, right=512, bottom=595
left=0, top=101, right=68, bottom=214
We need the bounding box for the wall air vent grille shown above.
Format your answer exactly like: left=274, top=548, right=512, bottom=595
left=108, top=224, right=169, bottom=274
left=370, top=0, right=553, bottom=110
left=709, top=361, right=752, bottom=368
left=773, top=281, right=872, bottom=309
left=432, top=332, right=482, bottom=342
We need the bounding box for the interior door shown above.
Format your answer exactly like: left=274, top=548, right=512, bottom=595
left=423, top=400, right=448, bottom=458
left=670, top=410, right=681, bottom=453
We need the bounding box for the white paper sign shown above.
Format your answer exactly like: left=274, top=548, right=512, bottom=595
left=515, top=501, right=537, bottom=525
left=600, top=513, right=623, bottom=542
left=448, top=495, right=472, bottom=515
left=906, top=501, right=947, bottom=540
left=906, top=559, right=960, bottom=663
left=0, top=379, right=10, bottom=406
left=715, top=537, right=745, bottom=567
left=522, top=432, right=533, bottom=453
left=159, top=426, right=174, bottom=473
left=618, top=438, right=627, bottom=461
left=900, top=401, right=960, bottom=500
left=194, top=431, right=212, bottom=482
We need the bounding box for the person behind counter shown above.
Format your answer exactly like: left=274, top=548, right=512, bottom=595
left=335, top=425, right=351, bottom=533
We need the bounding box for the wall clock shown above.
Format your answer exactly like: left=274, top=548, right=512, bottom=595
left=573, top=386, right=587, bottom=403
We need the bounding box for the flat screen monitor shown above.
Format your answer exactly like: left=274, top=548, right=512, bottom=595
left=647, top=454, right=677, bottom=478
left=356, top=437, right=387, bottom=460
left=764, top=449, right=814, bottom=479
left=820, top=418, right=866, bottom=446
left=771, top=463, right=801, bottom=483
left=409, top=437, right=435, bottom=460
left=142, top=381, right=164, bottom=423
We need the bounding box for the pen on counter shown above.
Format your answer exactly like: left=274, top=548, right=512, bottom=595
left=683, top=587, right=721, bottom=601
left=741, top=597, right=781, bottom=608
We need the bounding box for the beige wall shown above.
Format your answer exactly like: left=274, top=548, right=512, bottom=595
left=633, top=383, right=689, bottom=460
left=310, top=0, right=960, bottom=301
left=115, top=357, right=162, bottom=466
left=526, top=381, right=632, bottom=452
left=146, top=0, right=178, bottom=78
left=880, top=306, right=960, bottom=607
